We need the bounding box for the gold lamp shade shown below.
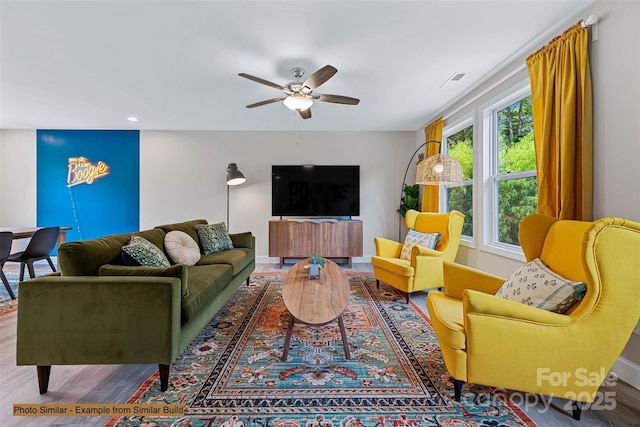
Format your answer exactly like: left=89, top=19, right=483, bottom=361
left=416, top=153, right=463, bottom=186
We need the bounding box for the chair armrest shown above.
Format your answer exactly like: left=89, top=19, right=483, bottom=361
left=463, top=289, right=572, bottom=325
left=16, top=275, right=182, bottom=366
left=442, top=261, right=505, bottom=300
left=374, top=237, right=402, bottom=258
left=411, top=246, right=447, bottom=288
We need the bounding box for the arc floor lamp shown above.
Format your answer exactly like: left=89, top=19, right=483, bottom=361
left=226, top=163, right=246, bottom=231
left=398, top=140, right=463, bottom=241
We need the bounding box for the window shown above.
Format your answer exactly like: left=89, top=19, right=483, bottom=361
left=443, top=122, right=473, bottom=238
left=488, top=88, right=537, bottom=248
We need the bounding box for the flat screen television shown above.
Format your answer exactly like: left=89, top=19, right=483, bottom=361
left=272, top=165, right=360, bottom=217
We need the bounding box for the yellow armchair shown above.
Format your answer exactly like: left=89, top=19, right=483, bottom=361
left=372, top=209, right=464, bottom=303
left=426, top=214, right=640, bottom=420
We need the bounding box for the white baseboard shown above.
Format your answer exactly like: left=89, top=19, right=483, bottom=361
left=611, top=356, right=640, bottom=390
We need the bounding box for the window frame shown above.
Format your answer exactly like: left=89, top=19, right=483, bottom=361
left=481, top=80, right=534, bottom=261
left=441, top=116, right=475, bottom=247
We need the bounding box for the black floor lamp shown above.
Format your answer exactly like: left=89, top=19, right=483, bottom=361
left=398, top=140, right=463, bottom=241
left=226, top=163, right=246, bottom=231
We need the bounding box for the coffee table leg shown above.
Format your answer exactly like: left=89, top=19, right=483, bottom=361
left=282, top=315, right=295, bottom=361
left=338, top=315, right=350, bottom=360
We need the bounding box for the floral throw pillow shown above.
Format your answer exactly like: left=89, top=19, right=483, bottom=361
left=399, top=229, right=441, bottom=260
left=495, top=258, right=587, bottom=314
left=194, top=222, right=234, bottom=255
left=121, top=235, right=171, bottom=268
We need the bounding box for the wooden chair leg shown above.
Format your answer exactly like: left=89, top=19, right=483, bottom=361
left=158, top=364, right=170, bottom=391
left=453, top=379, right=464, bottom=401
left=572, top=401, right=583, bottom=420
left=37, top=366, right=52, bottom=394
left=19, top=263, right=25, bottom=281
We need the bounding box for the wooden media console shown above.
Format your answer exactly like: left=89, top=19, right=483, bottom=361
left=268, top=219, right=363, bottom=268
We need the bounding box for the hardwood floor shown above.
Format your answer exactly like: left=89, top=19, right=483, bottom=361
left=1, top=261, right=638, bottom=426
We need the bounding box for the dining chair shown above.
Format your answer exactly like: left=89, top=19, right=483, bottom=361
left=5, top=227, right=60, bottom=281
left=0, top=231, right=16, bottom=299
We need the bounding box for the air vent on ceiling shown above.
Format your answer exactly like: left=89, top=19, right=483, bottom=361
left=440, top=72, right=467, bottom=88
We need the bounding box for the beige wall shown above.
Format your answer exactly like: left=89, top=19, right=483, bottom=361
left=0, top=130, right=415, bottom=260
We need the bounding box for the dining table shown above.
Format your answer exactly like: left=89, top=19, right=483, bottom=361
left=0, top=226, right=73, bottom=248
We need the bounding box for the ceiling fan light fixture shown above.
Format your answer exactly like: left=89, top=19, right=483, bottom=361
left=283, top=94, right=313, bottom=111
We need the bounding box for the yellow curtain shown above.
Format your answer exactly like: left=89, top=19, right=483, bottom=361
left=422, top=117, right=443, bottom=212
left=526, top=22, right=593, bottom=221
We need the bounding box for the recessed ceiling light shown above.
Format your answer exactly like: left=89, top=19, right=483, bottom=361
left=127, top=116, right=139, bottom=122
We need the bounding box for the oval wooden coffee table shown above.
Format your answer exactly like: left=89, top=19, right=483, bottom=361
left=281, top=259, right=351, bottom=361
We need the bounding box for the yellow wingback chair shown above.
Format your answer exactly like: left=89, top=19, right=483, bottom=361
left=372, top=209, right=464, bottom=303
left=426, top=214, right=640, bottom=420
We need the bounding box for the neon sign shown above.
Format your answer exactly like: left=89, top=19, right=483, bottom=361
left=67, top=156, right=110, bottom=187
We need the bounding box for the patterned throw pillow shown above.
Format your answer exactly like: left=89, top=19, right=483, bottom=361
left=121, top=235, right=171, bottom=268
left=495, top=258, right=587, bottom=314
left=194, top=222, right=234, bottom=255
left=164, top=230, right=201, bottom=266
left=399, top=229, right=441, bottom=260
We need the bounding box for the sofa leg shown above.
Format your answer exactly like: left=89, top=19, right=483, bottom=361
left=246, top=277, right=250, bottom=286
left=453, top=379, right=464, bottom=401
left=406, top=292, right=410, bottom=304
left=572, top=401, right=583, bottom=420
left=158, top=364, right=170, bottom=391
left=376, top=279, right=379, bottom=289
left=37, top=366, right=51, bottom=394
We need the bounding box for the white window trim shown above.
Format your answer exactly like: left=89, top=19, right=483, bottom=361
left=480, top=80, right=533, bottom=262
left=441, top=116, right=475, bottom=247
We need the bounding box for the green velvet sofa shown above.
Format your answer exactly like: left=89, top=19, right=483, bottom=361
left=16, top=219, right=255, bottom=394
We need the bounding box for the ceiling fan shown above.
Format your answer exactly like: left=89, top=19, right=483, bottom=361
left=238, top=65, right=360, bottom=119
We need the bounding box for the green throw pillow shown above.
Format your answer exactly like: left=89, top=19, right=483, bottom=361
left=121, top=235, right=171, bottom=268
left=194, top=222, right=234, bottom=255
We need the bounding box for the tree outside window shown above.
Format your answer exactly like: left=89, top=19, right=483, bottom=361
left=494, top=95, right=537, bottom=245
left=445, top=124, right=473, bottom=237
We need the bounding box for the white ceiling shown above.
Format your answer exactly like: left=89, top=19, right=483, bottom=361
left=0, top=0, right=595, bottom=132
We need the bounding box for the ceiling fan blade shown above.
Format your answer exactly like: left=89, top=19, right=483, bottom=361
left=238, top=73, right=284, bottom=90
left=299, top=108, right=312, bottom=119
left=245, top=97, right=286, bottom=108
left=302, top=65, right=337, bottom=90
left=315, top=94, right=360, bottom=105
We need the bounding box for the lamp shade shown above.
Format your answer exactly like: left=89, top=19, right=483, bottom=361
left=283, top=94, right=313, bottom=111
left=416, top=153, right=463, bottom=186
left=226, top=163, right=246, bottom=186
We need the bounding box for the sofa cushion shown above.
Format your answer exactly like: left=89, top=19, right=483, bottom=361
left=154, top=219, right=208, bottom=248
left=182, top=264, right=233, bottom=324
left=198, top=247, right=255, bottom=275
left=99, top=263, right=189, bottom=297
left=58, top=228, right=166, bottom=276
left=426, top=291, right=466, bottom=350
left=122, top=235, right=171, bottom=268
left=194, top=223, right=234, bottom=255
left=230, top=231, right=254, bottom=249
left=164, top=231, right=201, bottom=266
left=495, top=258, right=587, bottom=314
left=400, top=229, right=441, bottom=260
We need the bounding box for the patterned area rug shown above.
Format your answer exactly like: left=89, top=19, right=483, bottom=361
left=0, top=264, right=54, bottom=316
left=106, top=273, right=535, bottom=427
